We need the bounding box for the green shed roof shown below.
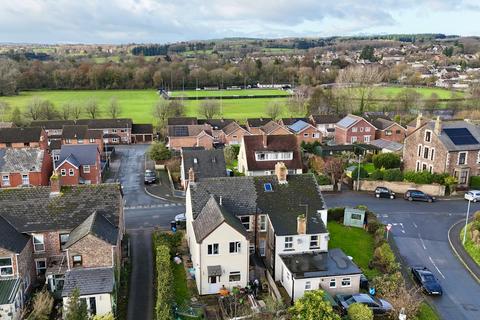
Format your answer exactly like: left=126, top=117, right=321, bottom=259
left=0, top=278, right=21, bottom=305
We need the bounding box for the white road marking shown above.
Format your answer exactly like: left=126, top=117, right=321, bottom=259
left=400, top=223, right=405, bottom=233
left=429, top=256, right=446, bottom=279
left=418, top=233, right=427, bottom=250
left=412, top=222, right=418, bottom=228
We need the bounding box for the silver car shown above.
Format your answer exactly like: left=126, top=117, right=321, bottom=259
left=465, top=190, right=480, bottom=202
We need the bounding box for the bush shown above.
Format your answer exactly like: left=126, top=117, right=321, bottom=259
left=374, top=228, right=386, bottom=247
left=369, top=169, right=383, bottom=180
left=315, top=174, right=331, bottom=185
left=352, top=166, right=369, bottom=179
left=149, top=142, right=171, bottom=162
left=383, top=168, right=403, bottom=181
left=372, top=153, right=401, bottom=169
left=471, top=176, right=480, bottom=188
left=403, top=170, right=432, bottom=184
left=224, top=145, right=240, bottom=165
left=27, top=289, right=53, bottom=320
left=327, top=207, right=345, bottom=222
left=373, top=243, right=399, bottom=274
left=348, top=303, right=373, bottom=320
left=155, top=245, right=173, bottom=320
left=301, top=141, right=321, bottom=154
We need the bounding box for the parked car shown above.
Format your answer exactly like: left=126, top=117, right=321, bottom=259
left=374, top=187, right=396, bottom=199
left=175, top=213, right=186, bottom=223
left=144, top=169, right=157, bottom=184
left=336, top=294, right=392, bottom=315
left=411, top=266, right=443, bottom=296
left=465, top=190, right=480, bottom=202
left=403, top=189, right=435, bottom=202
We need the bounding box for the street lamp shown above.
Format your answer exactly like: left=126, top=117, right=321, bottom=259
left=463, top=198, right=472, bottom=245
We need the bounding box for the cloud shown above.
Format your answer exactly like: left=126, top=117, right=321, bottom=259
left=0, top=0, right=478, bottom=43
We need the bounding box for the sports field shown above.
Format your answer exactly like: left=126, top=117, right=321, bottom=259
left=168, top=88, right=290, bottom=98
left=347, top=86, right=463, bottom=99
left=0, top=90, right=290, bottom=123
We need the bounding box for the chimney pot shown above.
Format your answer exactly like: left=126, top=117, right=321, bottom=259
left=297, top=215, right=306, bottom=235
left=188, top=167, right=195, bottom=183
left=50, top=172, right=61, bottom=196
left=275, top=162, right=288, bottom=184
left=416, top=113, right=423, bottom=129
left=434, top=116, right=442, bottom=135
left=262, top=134, right=268, bottom=148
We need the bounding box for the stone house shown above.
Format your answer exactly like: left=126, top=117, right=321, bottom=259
left=0, top=148, right=53, bottom=188
left=403, top=117, right=480, bottom=187
left=335, top=115, right=376, bottom=145
left=55, top=144, right=102, bottom=185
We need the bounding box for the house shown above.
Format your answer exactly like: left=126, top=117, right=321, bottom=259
left=238, top=135, right=302, bottom=176
left=55, top=144, right=102, bottom=185
left=30, top=120, right=75, bottom=137
left=0, top=127, right=48, bottom=149
left=0, top=182, right=124, bottom=318
left=258, top=121, right=292, bottom=136
left=369, top=117, right=406, bottom=143
left=0, top=148, right=53, bottom=188
left=167, top=117, right=198, bottom=126
left=335, top=115, right=376, bottom=145
left=61, top=125, right=104, bottom=153
left=180, top=148, right=227, bottom=189
left=219, top=122, right=251, bottom=145
left=309, top=115, right=343, bottom=138
left=167, top=125, right=214, bottom=150
left=131, top=124, right=154, bottom=143
left=246, top=118, right=273, bottom=135
left=403, top=116, right=480, bottom=187
left=284, top=119, right=322, bottom=144
left=185, top=166, right=361, bottom=301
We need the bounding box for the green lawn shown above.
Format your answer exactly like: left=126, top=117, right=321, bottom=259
left=169, top=88, right=290, bottom=97
left=327, top=221, right=379, bottom=279
left=0, top=90, right=292, bottom=123
left=340, top=87, right=464, bottom=99
left=362, top=163, right=375, bottom=174
left=172, top=262, right=190, bottom=306
left=461, top=224, right=480, bottom=266
left=415, top=302, right=440, bottom=320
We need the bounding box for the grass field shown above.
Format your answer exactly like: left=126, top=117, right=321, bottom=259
left=347, top=86, right=464, bottom=99
left=168, top=88, right=290, bottom=97
left=461, top=224, right=480, bottom=266
left=0, top=90, right=291, bottom=123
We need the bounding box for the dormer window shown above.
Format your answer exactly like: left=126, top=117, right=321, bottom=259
left=425, top=130, right=432, bottom=142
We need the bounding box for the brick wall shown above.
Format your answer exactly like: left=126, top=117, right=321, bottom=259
left=68, top=235, right=115, bottom=268
left=224, top=128, right=250, bottom=145
left=58, top=162, right=80, bottom=186
left=375, top=123, right=406, bottom=143
left=335, top=119, right=376, bottom=145
left=295, top=126, right=322, bottom=144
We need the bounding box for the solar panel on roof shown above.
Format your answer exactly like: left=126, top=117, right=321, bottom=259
left=264, top=183, right=273, bottom=192
left=289, top=120, right=309, bottom=133
left=174, top=126, right=189, bottom=136
left=337, top=116, right=357, bottom=128
left=443, top=128, right=479, bottom=145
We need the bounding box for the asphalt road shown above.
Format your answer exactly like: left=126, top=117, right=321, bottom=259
left=114, top=145, right=185, bottom=320
left=324, top=191, right=480, bottom=320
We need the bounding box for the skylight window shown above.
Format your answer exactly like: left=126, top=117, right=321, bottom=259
left=264, top=183, right=273, bottom=192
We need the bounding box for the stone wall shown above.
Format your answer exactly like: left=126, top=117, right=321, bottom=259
left=357, top=180, right=446, bottom=196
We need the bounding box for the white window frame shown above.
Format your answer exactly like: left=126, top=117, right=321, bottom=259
left=259, top=215, right=267, bottom=232
left=305, top=281, right=312, bottom=290
left=423, top=146, right=429, bottom=159
left=229, top=241, right=241, bottom=254
left=360, top=127, right=364, bottom=132
left=365, top=126, right=371, bottom=132
left=425, top=130, right=432, bottom=142
left=350, top=136, right=357, bottom=143
left=416, top=161, right=420, bottom=172
left=430, top=148, right=435, bottom=161
left=385, top=130, right=392, bottom=136
left=60, top=233, right=69, bottom=249
left=352, top=127, right=357, bottom=133
left=83, top=165, right=91, bottom=173
left=259, top=240, right=266, bottom=257
left=72, top=255, right=82, bottom=267
left=33, top=234, right=45, bottom=252
left=303, top=133, right=309, bottom=137
left=112, top=129, right=117, bottom=133
left=329, top=278, right=336, bottom=288
left=112, top=138, right=119, bottom=143
left=35, top=259, right=47, bottom=275
left=284, top=236, right=293, bottom=251
left=0, top=257, right=13, bottom=277
left=207, top=243, right=219, bottom=256
left=229, top=271, right=241, bottom=282
left=60, top=169, right=67, bottom=176
left=309, top=235, right=319, bottom=249
left=458, top=152, right=468, bottom=165
left=21, top=174, right=29, bottom=185
left=89, top=138, right=95, bottom=143
left=341, top=277, right=351, bottom=287
left=249, top=244, right=255, bottom=254
left=68, top=168, right=75, bottom=176
left=429, top=165, right=433, bottom=173
left=363, top=135, right=370, bottom=143
left=417, top=144, right=422, bottom=157
left=239, top=216, right=251, bottom=231
left=1, top=175, right=9, bottom=187
left=477, top=151, right=480, bottom=164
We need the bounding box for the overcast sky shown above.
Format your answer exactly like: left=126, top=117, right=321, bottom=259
left=1, top=0, right=479, bottom=44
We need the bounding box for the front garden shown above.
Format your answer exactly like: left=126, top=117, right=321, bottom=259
left=461, top=211, right=480, bottom=266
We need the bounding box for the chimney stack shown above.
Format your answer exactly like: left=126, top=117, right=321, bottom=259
left=275, top=162, right=288, bottom=184
left=416, top=113, right=423, bottom=128
left=50, top=172, right=61, bottom=196
left=219, top=196, right=223, bottom=206
left=262, top=133, right=268, bottom=148
left=297, top=215, right=306, bottom=235
left=434, top=116, right=442, bottom=135
left=188, top=167, right=195, bottom=183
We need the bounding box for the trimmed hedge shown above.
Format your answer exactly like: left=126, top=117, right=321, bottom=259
left=383, top=168, right=403, bottom=181
left=155, top=245, right=173, bottom=320
left=327, top=207, right=345, bottom=222
left=372, top=153, right=401, bottom=169
left=471, top=176, right=480, bottom=188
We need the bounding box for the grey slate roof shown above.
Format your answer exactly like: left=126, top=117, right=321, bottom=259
left=310, top=115, right=343, bottom=125
left=65, top=211, right=118, bottom=248
left=182, top=149, right=226, bottom=181
left=132, top=124, right=153, bottom=134
left=190, top=174, right=326, bottom=236
left=56, top=144, right=98, bottom=168
left=0, top=278, right=21, bottom=305
left=246, top=118, right=272, bottom=128
left=370, top=117, right=395, bottom=130
left=370, top=139, right=403, bottom=152
left=192, top=196, right=248, bottom=243
left=0, top=127, right=43, bottom=143
left=62, top=267, right=115, bottom=297
left=31, top=120, right=75, bottom=130
left=49, top=140, right=62, bottom=151
left=0, top=184, right=122, bottom=233
left=426, top=120, right=480, bottom=151
left=0, top=216, right=30, bottom=253
left=280, top=248, right=362, bottom=279
left=0, top=148, right=44, bottom=173
left=75, top=118, right=133, bottom=129
left=62, top=125, right=90, bottom=139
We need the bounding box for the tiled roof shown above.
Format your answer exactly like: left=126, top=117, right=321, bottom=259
left=426, top=120, right=480, bottom=151
left=31, top=120, right=75, bottom=130
left=75, top=118, right=133, bottom=129
left=0, top=148, right=44, bottom=173
left=310, top=115, right=343, bottom=124
left=0, top=127, right=43, bottom=143
left=181, top=149, right=226, bottom=181
left=0, top=184, right=122, bottom=232
left=222, top=122, right=245, bottom=136
left=198, top=119, right=234, bottom=130
left=192, top=196, right=247, bottom=242
left=65, top=211, right=118, bottom=248
left=62, top=267, right=114, bottom=297
left=242, top=135, right=302, bottom=171
left=168, top=125, right=212, bottom=138
left=132, top=124, right=153, bottom=134
left=281, top=118, right=310, bottom=126
left=247, top=118, right=272, bottom=128
left=56, top=144, right=98, bottom=168
left=370, top=139, right=403, bottom=152
left=260, top=121, right=286, bottom=135
left=62, top=125, right=90, bottom=139
left=370, top=118, right=396, bottom=130
left=167, top=117, right=198, bottom=126
left=0, top=216, right=30, bottom=253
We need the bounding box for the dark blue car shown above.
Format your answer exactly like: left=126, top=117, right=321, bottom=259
left=411, top=266, right=443, bottom=296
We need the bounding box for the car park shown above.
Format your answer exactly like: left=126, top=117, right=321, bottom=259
left=411, top=266, right=443, bottom=296
left=403, top=189, right=435, bottom=202
left=465, top=190, right=480, bottom=202
left=336, top=293, right=392, bottom=315
left=374, top=187, right=395, bottom=199
left=144, top=169, right=157, bottom=184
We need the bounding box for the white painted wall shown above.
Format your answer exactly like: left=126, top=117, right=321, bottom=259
left=63, top=293, right=112, bottom=317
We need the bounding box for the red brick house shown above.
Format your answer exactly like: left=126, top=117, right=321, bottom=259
left=258, top=120, right=292, bottom=136
left=309, top=115, right=343, bottom=137
left=335, top=115, right=376, bottom=145
left=55, top=144, right=102, bottom=185
left=370, top=117, right=406, bottom=143
left=167, top=125, right=214, bottom=150
left=246, top=118, right=273, bottom=135
left=62, top=125, right=104, bottom=153
left=0, top=148, right=53, bottom=188
left=282, top=118, right=322, bottom=144
left=220, top=122, right=251, bottom=145
left=403, top=117, right=480, bottom=187
left=0, top=127, right=48, bottom=150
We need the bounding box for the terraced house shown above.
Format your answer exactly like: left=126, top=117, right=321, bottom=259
left=0, top=182, right=124, bottom=319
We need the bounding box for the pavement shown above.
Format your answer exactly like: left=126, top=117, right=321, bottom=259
left=324, top=191, right=480, bottom=320
left=111, top=145, right=185, bottom=320
left=449, top=220, right=480, bottom=283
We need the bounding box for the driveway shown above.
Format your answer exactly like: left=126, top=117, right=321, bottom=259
left=324, top=191, right=480, bottom=320
left=113, top=145, right=185, bottom=320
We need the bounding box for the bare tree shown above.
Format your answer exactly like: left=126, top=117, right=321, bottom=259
left=323, top=157, right=345, bottom=186
left=71, top=102, right=83, bottom=120
left=0, top=101, right=10, bottom=122
left=107, top=97, right=121, bottom=118
left=152, top=99, right=170, bottom=128
left=168, top=100, right=185, bottom=117
left=84, top=98, right=100, bottom=119
left=286, top=94, right=307, bottom=116
left=198, top=99, right=221, bottom=119
left=396, top=88, right=422, bottom=112
left=25, top=96, right=44, bottom=120
left=335, top=65, right=385, bottom=113
left=0, top=58, right=19, bottom=96
left=265, top=100, right=282, bottom=119
left=61, top=102, right=72, bottom=120
left=39, top=100, right=60, bottom=120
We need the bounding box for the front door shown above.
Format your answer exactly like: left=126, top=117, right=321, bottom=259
left=88, top=297, right=97, bottom=315
left=208, top=276, right=220, bottom=294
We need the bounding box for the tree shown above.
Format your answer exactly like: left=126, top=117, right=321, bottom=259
left=395, top=88, right=422, bottom=112
left=61, top=102, right=72, bottom=120
left=152, top=99, right=170, bottom=128
left=287, top=95, right=307, bottom=116
left=168, top=100, right=185, bottom=117
left=107, top=97, right=121, bottom=118
left=64, top=288, right=88, bottom=320
left=71, top=103, right=83, bottom=120
left=199, top=99, right=221, bottom=119
left=289, top=290, right=340, bottom=320
left=336, top=65, right=384, bottom=113
left=224, top=144, right=240, bottom=165
left=84, top=98, right=100, bottom=119
left=28, top=289, right=54, bottom=320
left=10, top=106, right=23, bottom=126
left=372, top=153, right=401, bottom=169
left=323, top=157, right=345, bottom=186
left=0, top=58, right=19, bottom=96
left=92, top=313, right=114, bottom=320
left=348, top=303, right=373, bottom=320
left=0, top=101, right=9, bottom=122
left=25, top=96, right=44, bottom=120
left=39, top=100, right=60, bottom=120
left=359, top=45, right=376, bottom=62
left=149, top=142, right=171, bottom=162
left=307, top=86, right=336, bottom=114
left=423, top=92, right=439, bottom=110
left=265, top=100, right=282, bottom=119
